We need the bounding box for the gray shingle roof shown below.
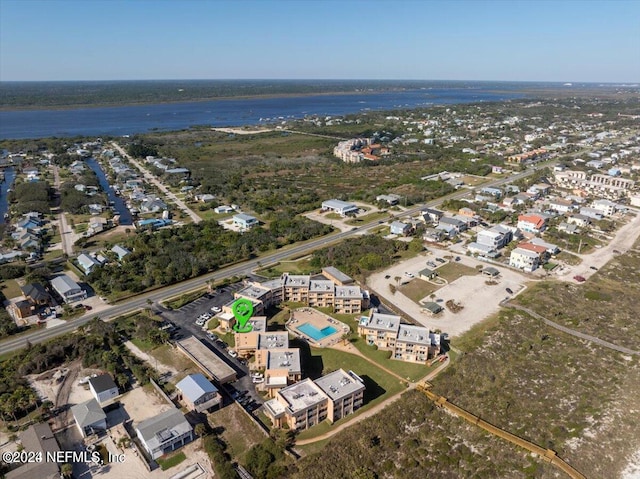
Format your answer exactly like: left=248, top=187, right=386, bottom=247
left=71, top=398, right=106, bottom=428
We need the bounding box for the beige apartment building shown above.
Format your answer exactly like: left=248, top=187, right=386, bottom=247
left=228, top=267, right=369, bottom=322
left=263, top=369, right=365, bottom=430
left=357, top=312, right=442, bottom=364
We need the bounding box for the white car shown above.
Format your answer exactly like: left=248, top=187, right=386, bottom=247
left=211, top=306, right=222, bottom=313
left=404, top=272, right=414, bottom=278
left=228, top=350, right=238, bottom=358
left=195, top=318, right=206, bottom=326
left=202, top=313, right=211, bottom=320
left=252, top=378, right=264, bottom=384
left=251, top=372, right=264, bottom=379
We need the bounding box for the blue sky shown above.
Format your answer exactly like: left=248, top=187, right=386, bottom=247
left=1, top=0, right=638, bottom=82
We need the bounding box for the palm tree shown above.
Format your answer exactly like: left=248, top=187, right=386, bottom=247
left=394, top=276, right=401, bottom=286
left=61, top=462, right=73, bottom=478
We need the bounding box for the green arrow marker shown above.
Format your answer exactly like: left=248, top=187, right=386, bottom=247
left=232, top=298, right=254, bottom=333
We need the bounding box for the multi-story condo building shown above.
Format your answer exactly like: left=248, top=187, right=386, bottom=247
left=357, top=312, right=442, bottom=364
left=263, top=369, right=365, bottom=430
left=222, top=267, right=369, bottom=328
left=509, top=247, right=540, bottom=272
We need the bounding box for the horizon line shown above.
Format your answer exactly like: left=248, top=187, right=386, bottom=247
left=1, top=78, right=639, bottom=85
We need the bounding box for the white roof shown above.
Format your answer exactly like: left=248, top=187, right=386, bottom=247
left=278, top=379, right=328, bottom=413
left=360, top=312, right=401, bottom=333
left=314, top=369, right=365, bottom=402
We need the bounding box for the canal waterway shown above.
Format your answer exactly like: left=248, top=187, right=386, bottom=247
left=85, top=158, right=133, bottom=225
left=0, top=167, right=17, bottom=224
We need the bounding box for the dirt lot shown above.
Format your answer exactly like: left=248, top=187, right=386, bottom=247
left=120, top=386, right=174, bottom=425
left=368, top=253, right=526, bottom=336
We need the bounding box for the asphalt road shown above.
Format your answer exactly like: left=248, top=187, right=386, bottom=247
left=0, top=168, right=537, bottom=356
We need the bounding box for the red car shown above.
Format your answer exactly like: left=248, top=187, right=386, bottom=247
left=573, top=275, right=586, bottom=283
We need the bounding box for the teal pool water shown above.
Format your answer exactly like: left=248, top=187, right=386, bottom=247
left=297, top=322, right=338, bottom=341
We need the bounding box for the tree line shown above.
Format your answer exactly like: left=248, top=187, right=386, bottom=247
left=89, top=217, right=333, bottom=295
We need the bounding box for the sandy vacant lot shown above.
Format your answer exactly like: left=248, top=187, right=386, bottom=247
left=120, top=386, right=174, bottom=425
left=367, top=253, right=527, bottom=337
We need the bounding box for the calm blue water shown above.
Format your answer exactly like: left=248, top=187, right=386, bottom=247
left=0, top=88, right=524, bottom=139
left=298, top=322, right=338, bottom=341
left=0, top=167, right=16, bottom=224
left=85, top=158, right=133, bottom=225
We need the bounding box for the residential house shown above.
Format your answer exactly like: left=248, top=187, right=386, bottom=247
left=71, top=398, right=107, bottom=437
left=517, top=214, right=547, bottom=234
left=567, top=214, right=591, bottom=227
left=111, top=245, right=131, bottom=260
left=558, top=222, right=580, bottom=234
left=77, top=253, right=102, bottom=275
left=591, top=199, right=618, bottom=217
left=140, top=197, right=167, bottom=213
left=435, top=223, right=457, bottom=239
left=528, top=237, right=560, bottom=255
left=5, top=423, right=60, bottom=479
left=88, top=374, right=119, bottom=404
left=480, top=187, right=503, bottom=199
left=20, top=283, right=51, bottom=306
left=423, top=228, right=446, bottom=243
left=477, top=225, right=512, bottom=249
left=419, top=208, right=444, bottom=224
left=390, top=221, right=412, bottom=236
left=176, top=373, right=221, bottom=412
left=50, top=275, right=86, bottom=303
left=214, top=205, right=234, bottom=214
left=136, top=409, right=194, bottom=460
left=233, top=213, right=259, bottom=230
left=376, top=194, right=401, bottom=205
left=509, top=247, right=540, bottom=272
left=548, top=198, right=575, bottom=214
left=579, top=207, right=604, bottom=220
left=438, top=216, right=467, bottom=233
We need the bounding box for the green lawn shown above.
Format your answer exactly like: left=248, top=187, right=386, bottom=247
left=1, top=279, right=24, bottom=300
left=43, top=249, right=64, bottom=261
left=130, top=337, right=156, bottom=352
left=434, top=262, right=478, bottom=282
left=196, top=210, right=234, bottom=222
left=399, top=278, right=440, bottom=303
left=256, top=257, right=317, bottom=278
left=157, top=451, right=186, bottom=470
left=345, top=211, right=389, bottom=226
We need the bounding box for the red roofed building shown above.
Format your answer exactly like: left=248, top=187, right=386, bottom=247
left=517, top=214, right=547, bottom=234
left=517, top=242, right=548, bottom=260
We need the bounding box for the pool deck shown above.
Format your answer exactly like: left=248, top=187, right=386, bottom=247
left=287, top=308, right=350, bottom=348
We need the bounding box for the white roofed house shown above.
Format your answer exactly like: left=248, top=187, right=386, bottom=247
left=233, top=213, right=259, bottom=230
left=390, top=221, right=412, bottom=236
left=176, top=373, right=221, bottom=412
left=111, top=244, right=131, bottom=261
left=136, top=409, right=194, bottom=460
left=50, top=274, right=87, bottom=303
left=321, top=199, right=358, bottom=217
left=77, top=253, right=102, bottom=275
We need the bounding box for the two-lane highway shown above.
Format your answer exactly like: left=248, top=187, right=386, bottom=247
left=0, top=167, right=539, bottom=356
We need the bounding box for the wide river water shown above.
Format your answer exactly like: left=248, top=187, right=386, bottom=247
left=0, top=88, right=524, bottom=139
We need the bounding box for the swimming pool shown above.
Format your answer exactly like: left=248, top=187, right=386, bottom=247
left=297, top=322, right=338, bottom=341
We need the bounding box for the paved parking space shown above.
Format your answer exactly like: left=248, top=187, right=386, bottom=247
left=368, top=253, right=527, bottom=337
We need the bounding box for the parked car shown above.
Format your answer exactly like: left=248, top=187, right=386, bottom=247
left=207, top=332, right=217, bottom=340
left=84, top=305, right=93, bottom=311
left=202, top=313, right=211, bottom=320
left=211, top=306, right=222, bottom=313
left=404, top=272, right=414, bottom=278
left=195, top=318, right=206, bottom=326
left=455, top=256, right=461, bottom=262
left=506, top=287, right=513, bottom=294
left=252, top=377, right=264, bottom=384
left=573, top=275, right=586, bottom=283
left=589, top=266, right=598, bottom=270
left=384, top=275, right=390, bottom=279
left=427, top=261, right=436, bottom=268
left=436, top=258, right=445, bottom=263
left=228, top=349, right=238, bottom=358
left=251, top=372, right=264, bottom=379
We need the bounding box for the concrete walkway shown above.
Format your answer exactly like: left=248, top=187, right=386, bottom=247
left=503, top=302, right=639, bottom=356
left=295, top=356, right=450, bottom=446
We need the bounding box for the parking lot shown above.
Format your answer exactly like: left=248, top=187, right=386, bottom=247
left=368, top=252, right=527, bottom=337
left=156, top=282, right=266, bottom=415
